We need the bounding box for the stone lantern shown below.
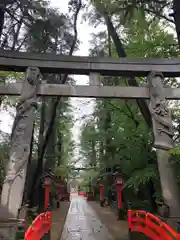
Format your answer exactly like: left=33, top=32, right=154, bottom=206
left=41, top=170, right=53, bottom=210
left=97, top=177, right=104, bottom=207
left=114, top=172, right=124, bottom=219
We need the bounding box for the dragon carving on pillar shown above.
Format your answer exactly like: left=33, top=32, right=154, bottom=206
left=1, top=67, right=40, bottom=218
left=148, top=71, right=173, bottom=150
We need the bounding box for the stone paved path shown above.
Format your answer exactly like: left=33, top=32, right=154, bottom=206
left=60, top=196, right=114, bottom=240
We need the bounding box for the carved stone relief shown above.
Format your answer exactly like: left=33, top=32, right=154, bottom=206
left=1, top=67, right=40, bottom=218
left=147, top=71, right=173, bottom=150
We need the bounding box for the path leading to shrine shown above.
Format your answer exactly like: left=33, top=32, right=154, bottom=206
left=60, top=196, right=114, bottom=240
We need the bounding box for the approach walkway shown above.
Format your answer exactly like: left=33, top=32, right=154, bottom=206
left=60, top=195, right=114, bottom=240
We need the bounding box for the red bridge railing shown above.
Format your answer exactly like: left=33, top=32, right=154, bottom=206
left=24, top=211, right=51, bottom=240
left=78, top=191, right=86, bottom=196
left=128, top=210, right=180, bottom=240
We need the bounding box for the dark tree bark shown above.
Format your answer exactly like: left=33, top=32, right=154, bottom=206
left=57, top=132, right=62, bottom=165
left=29, top=98, right=46, bottom=207
left=172, top=0, right=180, bottom=49
left=0, top=7, right=5, bottom=37
left=103, top=101, right=112, bottom=167
left=103, top=14, right=152, bottom=127
left=22, top=122, right=35, bottom=204
left=90, top=140, right=96, bottom=166
left=147, top=180, right=157, bottom=213
left=44, top=119, right=56, bottom=170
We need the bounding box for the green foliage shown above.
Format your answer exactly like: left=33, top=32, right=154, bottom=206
left=55, top=165, right=71, bottom=179
left=125, top=167, right=158, bottom=192
left=80, top=118, right=97, bottom=165
left=124, top=9, right=179, bottom=59
left=169, top=146, right=180, bottom=156
left=79, top=169, right=99, bottom=190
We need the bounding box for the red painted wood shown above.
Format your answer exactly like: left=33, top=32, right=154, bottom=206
left=99, top=184, right=104, bottom=201
left=44, top=185, right=50, bottom=209
left=24, top=211, right=51, bottom=240
left=116, top=184, right=123, bottom=209
left=128, top=210, right=180, bottom=240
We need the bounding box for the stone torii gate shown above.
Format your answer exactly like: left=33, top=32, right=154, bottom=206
left=0, top=50, right=179, bottom=238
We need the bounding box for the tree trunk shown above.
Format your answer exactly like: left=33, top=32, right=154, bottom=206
left=103, top=14, right=152, bottom=127
left=147, top=180, right=157, bottom=213
left=90, top=140, right=96, bottom=166
left=0, top=7, right=4, bottom=38
left=29, top=98, right=46, bottom=207
left=44, top=117, right=56, bottom=170
left=173, top=0, right=180, bottom=49
left=22, top=122, right=35, bottom=204
left=57, top=131, right=62, bottom=166
left=104, top=102, right=112, bottom=167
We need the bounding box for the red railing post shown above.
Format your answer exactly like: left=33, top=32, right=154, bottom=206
left=99, top=184, right=104, bottom=202
left=92, top=188, right=94, bottom=200
left=116, top=183, right=123, bottom=209
left=44, top=183, right=51, bottom=209
left=115, top=173, right=124, bottom=219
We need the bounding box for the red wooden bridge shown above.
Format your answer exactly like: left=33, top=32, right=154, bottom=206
left=24, top=211, right=51, bottom=240
left=24, top=204, right=180, bottom=239
left=128, top=210, right=180, bottom=240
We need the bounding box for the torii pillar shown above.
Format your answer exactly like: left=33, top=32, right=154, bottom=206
left=0, top=67, right=40, bottom=239
left=148, top=71, right=180, bottom=221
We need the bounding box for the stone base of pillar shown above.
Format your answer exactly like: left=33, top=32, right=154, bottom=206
left=0, top=218, right=23, bottom=240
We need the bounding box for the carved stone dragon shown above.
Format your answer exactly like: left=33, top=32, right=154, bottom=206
left=2, top=67, right=40, bottom=211
left=148, top=71, right=173, bottom=150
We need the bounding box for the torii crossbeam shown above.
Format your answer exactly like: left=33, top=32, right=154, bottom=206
left=0, top=83, right=180, bottom=99
left=0, top=50, right=179, bottom=77
left=0, top=50, right=180, bottom=99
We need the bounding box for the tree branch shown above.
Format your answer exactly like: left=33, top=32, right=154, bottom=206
left=96, top=6, right=152, bottom=127
left=105, top=100, right=139, bottom=127
left=124, top=100, right=139, bottom=127
left=143, top=7, right=174, bottom=24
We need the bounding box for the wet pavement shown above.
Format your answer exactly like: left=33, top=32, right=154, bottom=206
left=60, top=196, right=114, bottom=240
